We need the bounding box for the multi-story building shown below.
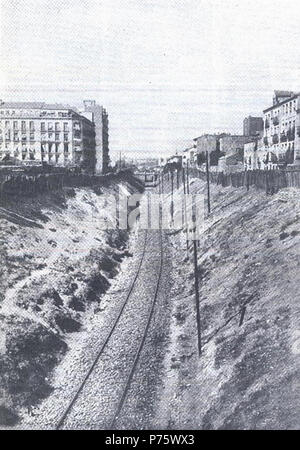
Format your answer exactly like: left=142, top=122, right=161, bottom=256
left=193, top=133, right=249, bottom=168
left=219, top=134, right=250, bottom=156
left=193, top=133, right=228, bottom=155
left=263, top=90, right=300, bottom=168
left=244, top=139, right=268, bottom=171
left=0, top=101, right=96, bottom=171
left=81, top=100, right=110, bottom=174
left=243, top=116, right=264, bottom=137
left=182, top=146, right=196, bottom=167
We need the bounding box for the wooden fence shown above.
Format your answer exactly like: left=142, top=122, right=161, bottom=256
left=0, top=169, right=141, bottom=202
left=188, top=168, right=300, bottom=194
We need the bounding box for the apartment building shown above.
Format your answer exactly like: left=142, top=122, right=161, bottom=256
left=182, top=146, right=196, bottom=167
left=0, top=101, right=96, bottom=171
left=81, top=100, right=110, bottom=174
left=243, top=116, right=264, bottom=137
left=263, top=90, right=300, bottom=168
left=219, top=134, right=250, bottom=155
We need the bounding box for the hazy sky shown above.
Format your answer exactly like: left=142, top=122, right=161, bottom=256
left=1, top=0, right=300, bottom=160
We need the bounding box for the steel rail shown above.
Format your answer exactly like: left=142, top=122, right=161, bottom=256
left=55, top=228, right=149, bottom=430
left=110, top=203, right=163, bottom=429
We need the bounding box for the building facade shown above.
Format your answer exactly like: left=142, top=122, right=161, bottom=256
left=219, top=135, right=250, bottom=156
left=263, top=91, right=300, bottom=168
left=81, top=100, right=110, bottom=174
left=0, top=101, right=96, bottom=170
left=243, top=116, right=264, bottom=137
left=182, top=146, right=196, bottom=167
left=244, top=139, right=268, bottom=171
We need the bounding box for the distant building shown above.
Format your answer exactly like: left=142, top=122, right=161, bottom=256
left=218, top=153, right=244, bottom=174
left=81, top=100, right=110, bottom=174
left=193, top=133, right=249, bottom=169
left=167, top=154, right=182, bottom=165
left=219, top=135, right=250, bottom=156
left=0, top=101, right=96, bottom=171
left=193, top=133, right=228, bottom=155
left=158, top=157, right=168, bottom=167
left=244, top=138, right=268, bottom=171
left=182, top=146, right=196, bottom=166
left=263, top=90, right=300, bottom=168
left=243, top=116, right=263, bottom=137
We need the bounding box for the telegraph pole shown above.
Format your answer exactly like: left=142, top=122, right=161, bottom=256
left=206, top=150, right=211, bottom=215
left=192, top=198, right=202, bottom=356
left=182, top=166, right=189, bottom=259
left=171, top=170, right=174, bottom=224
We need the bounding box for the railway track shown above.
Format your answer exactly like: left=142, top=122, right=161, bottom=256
left=55, top=200, right=163, bottom=430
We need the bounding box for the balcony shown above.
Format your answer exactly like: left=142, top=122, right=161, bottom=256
left=280, top=132, right=287, bottom=143
left=287, top=127, right=295, bottom=141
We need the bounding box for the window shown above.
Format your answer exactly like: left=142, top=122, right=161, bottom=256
left=55, top=143, right=59, bottom=153
left=63, top=123, right=68, bottom=131
left=30, top=133, right=35, bottom=141
left=29, top=121, right=34, bottom=131
left=48, top=122, right=53, bottom=131
left=41, top=122, right=46, bottom=131
left=21, top=121, right=26, bottom=131
left=48, top=132, right=53, bottom=140
left=55, top=122, right=60, bottom=131
left=55, top=133, right=60, bottom=141
left=14, top=132, right=19, bottom=141
left=64, top=143, right=69, bottom=153
left=13, top=121, right=18, bottom=130
left=64, top=133, right=68, bottom=142
left=5, top=121, right=10, bottom=128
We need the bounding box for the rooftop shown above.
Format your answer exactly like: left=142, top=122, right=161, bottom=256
left=263, top=92, right=300, bottom=113
left=0, top=101, right=78, bottom=111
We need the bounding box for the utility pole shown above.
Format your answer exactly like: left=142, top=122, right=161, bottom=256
left=171, top=170, right=174, bottom=224
left=192, top=198, right=202, bottom=356
left=206, top=150, right=211, bottom=215
left=182, top=167, right=189, bottom=259
left=186, top=160, right=190, bottom=194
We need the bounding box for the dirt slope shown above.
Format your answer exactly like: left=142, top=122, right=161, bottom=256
left=0, top=176, right=142, bottom=425
left=157, top=179, right=300, bottom=430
